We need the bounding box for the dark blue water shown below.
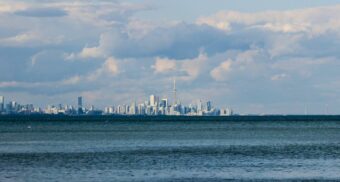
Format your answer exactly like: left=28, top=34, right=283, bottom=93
left=1, top=120, right=340, bottom=181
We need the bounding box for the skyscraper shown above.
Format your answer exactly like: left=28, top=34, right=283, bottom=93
left=197, top=100, right=203, bottom=111
left=206, top=101, right=212, bottom=111
left=149, top=95, right=158, bottom=107
left=130, top=101, right=136, bottom=115
left=0, top=96, right=4, bottom=112
left=160, top=98, right=168, bottom=108
left=78, top=96, right=83, bottom=114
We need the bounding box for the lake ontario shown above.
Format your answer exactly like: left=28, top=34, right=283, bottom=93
left=1, top=120, right=340, bottom=181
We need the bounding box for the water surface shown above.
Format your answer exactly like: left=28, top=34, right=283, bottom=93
left=0, top=120, right=340, bottom=181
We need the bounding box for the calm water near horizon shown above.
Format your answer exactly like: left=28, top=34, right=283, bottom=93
left=1, top=120, right=340, bottom=181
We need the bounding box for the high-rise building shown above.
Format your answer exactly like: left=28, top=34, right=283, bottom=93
left=197, top=100, right=203, bottom=111
left=206, top=101, right=212, bottom=111
left=77, top=96, right=83, bottom=114
left=129, top=102, right=136, bottom=115
left=0, top=96, right=4, bottom=112
left=149, top=95, right=159, bottom=107
left=117, top=105, right=125, bottom=114
left=89, top=105, right=94, bottom=111
left=10, top=101, right=18, bottom=112
left=150, top=95, right=155, bottom=106
left=220, top=107, right=233, bottom=116
left=125, top=105, right=130, bottom=114
left=138, top=104, right=146, bottom=115
left=104, top=106, right=115, bottom=114
left=160, top=98, right=168, bottom=108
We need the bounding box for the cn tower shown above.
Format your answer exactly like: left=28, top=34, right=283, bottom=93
left=173, top=79, right=177, bottom=105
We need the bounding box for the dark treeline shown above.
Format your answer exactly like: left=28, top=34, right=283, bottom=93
left=1, top=115, right=340, bottom=122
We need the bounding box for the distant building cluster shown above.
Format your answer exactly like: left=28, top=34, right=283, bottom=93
left=103, top=94, right=233, bottom=116
left=0, top=95, right=233, bottom=116
left=0, top=80, right=233, bottom=116
left=0, top=96, right=43, bottom=115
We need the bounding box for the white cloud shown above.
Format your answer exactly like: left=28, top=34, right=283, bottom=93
left=152, top=57, right=177, bottom=73
left=104, top=57, right=120, bottom=76
left=271, top=73, right=288, bottom=81
left=2, top=32, right=36, bottom=43
left=261, top=23, right=309, bottom=33
left=152, top=52, right=208, bottom=81
left=210, top=60, right=233, bottom=81
left=61, top=75, right=81, bottom=85
left=197, top=5, right=340, bottom=36
left=235, top=49, right=261, bottom=65
left=0, top=32, right=63, bottom=47
left=79, top=46, right=104, bottom=59
left=268, top=34, right=303, bottom=58
left=209, top=48, right=270, bottom=82
left=85, top=57, right=121, bottom=81
left=67, top=32, right=118, bottom=60
left=0, top=2, right=27, bottom=13
left=180, top=52, right=208, bottom=81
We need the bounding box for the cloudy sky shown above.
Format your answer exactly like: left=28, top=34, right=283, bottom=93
left=1, top=0, right=340, bottom=114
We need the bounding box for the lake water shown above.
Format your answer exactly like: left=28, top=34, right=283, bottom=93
left=0, top=120, right=340, bottom=181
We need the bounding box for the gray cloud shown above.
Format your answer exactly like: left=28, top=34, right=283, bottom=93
left=72, top=23, right=254, bottom=61
left=14, top=7, right=67, bottom=17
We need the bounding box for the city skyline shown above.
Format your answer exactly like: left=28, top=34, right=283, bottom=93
left=1, top=1, right=340, bottom=114
left=0, top=93, right=234, bottom=116
left=0, top=79, right=234, bottom=116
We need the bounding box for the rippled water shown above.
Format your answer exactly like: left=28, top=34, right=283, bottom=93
left=1, top=120, right=340, bottom=181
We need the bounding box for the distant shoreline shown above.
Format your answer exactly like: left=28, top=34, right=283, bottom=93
left=1, top=115, right=340, bottom=122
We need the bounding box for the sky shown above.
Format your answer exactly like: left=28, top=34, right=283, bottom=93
left=1, top=0, right=340, bottom=114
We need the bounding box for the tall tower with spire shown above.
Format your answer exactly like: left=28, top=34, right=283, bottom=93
left=173, top=78, right=177, bottom=105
